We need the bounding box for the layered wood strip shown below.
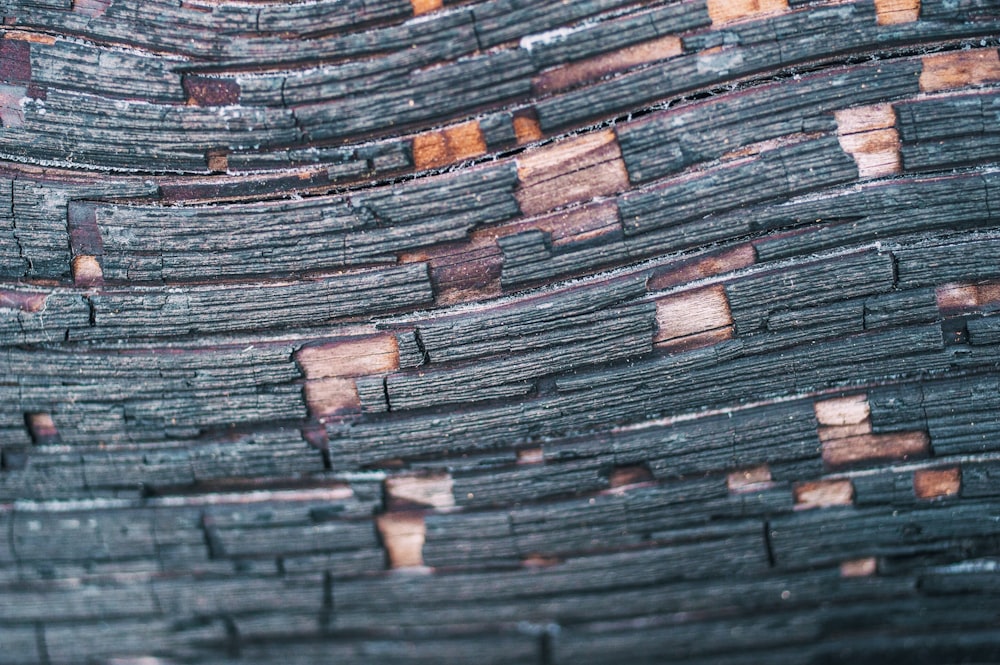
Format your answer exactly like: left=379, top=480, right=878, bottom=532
left=3, top=0, right=1000, bottom=663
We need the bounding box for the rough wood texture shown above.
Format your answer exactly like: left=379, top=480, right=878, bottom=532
left=2, top=0, right=1000, bottom=662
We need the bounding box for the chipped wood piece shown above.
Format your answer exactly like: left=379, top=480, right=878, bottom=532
left=2, top=31, right=55, bottom=45
left=648, top=245, right=756, bottom=291
left=836, top=105, right=900, bottom=178
left=521, top=554, right=562, bottom=568
left=512, top=108, right=543, bottom=145
left=411, top=0, right=442, bottom=16
left=706, top=0, right=788, bottom=25
left=0, top=40, right=31, bottom=87
left=818, top=422, right=873, bottom=442
left=401, top=236, right=504, bottom=306
left=297, top=335, right=400, bottom=379
left=206, top=150, right=228, bottom=173
left=533, top=35, right=683, bottom=95
left=608, top=465, right=653, bottom=488
left=822, top=431, right=931, bottom=469
left=377, top=512, right=426, bottom=569
left=71, top=254, right=103, bottom=287
left=515, top=130, right=630, bottom=216
left=834, top=104, right=897, bottom=135
left=794, top=479, right=854, bottom=509
left=920, top=49, right=1000, bottom=93
left=412, top=120, right=487, bottom=170
left=875, top=0, right=920, bottom=24
left=25, top=412, right=60, bottom=445
left=814, top=395, right=871, bottom=427
left=727, top=465, right=773, bottom=493
left=303, top=377, right=361, bottom=418
left=517, top=447, right=544, bottom=464
left=655, top=326, right=733, bottom=353
left=73, top=0, right=112, bottom=18
left=183, top=76, right=240, bottom=107
left=936, top=280, right=1000, bottom=315
left=840, top=557, right=878, bottom=577
left=653, top=285, right=732, bottom=344
left=914, top=467, right=961, bottom=499
left=836, top=128, right=901, bottom=178
left=0, top=289, right=46, bottom=312
left=385, top=474, right=455, bottom=510
left=0, top=83, right=27, bottom=127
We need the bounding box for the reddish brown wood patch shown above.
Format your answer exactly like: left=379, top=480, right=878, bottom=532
left=914, top=467, right=961, bottom=500
left=534, top=36, right=683, bottom=95
left=653, top=284, right=733, bottom=351
left=920, top=49, right=1000, bottom=93
left=794, top=479, right=854, bottom=509
left=875, top=0, right=920, bottom=24
left=835, top=104, right=900, bottom=178
left=183, top=76, right=241, bottom=106
left=515, top=130, right=630, bottom=216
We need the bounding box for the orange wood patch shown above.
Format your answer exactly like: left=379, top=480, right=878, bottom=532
left=376, top=512, right=426, bottom=568
left=706, top=0, right=788, bottom=25
left=840, top=557, right=878, bottom=577
left=920, top=49, right=1000, bottom=93
left=303, top=376, right=360, bottom=418
left=411, top=0, right=442, bottom=15
left=515, top=130, right=630, bottom=216
left=71, top=255, right=103, bottom=287
left=653, top=285, right=733, bottom=344
left=914, top=467, right=961, bottom=499
left=413, top=120, right=487, bottom=170
left=875, top=0, right=920, bottom=24
left=836, top=105, right=900, bottom=178
left=385, top=474, right=455, bottom=510
left=794, top=479, right=854, bottom=509
left=533, top=35, right=683, bottom=95
left=297, top=334, right=400, bottom=379
left=822, top=431, right=930, bottom=468
left=727, top=465, right=773, bottom=493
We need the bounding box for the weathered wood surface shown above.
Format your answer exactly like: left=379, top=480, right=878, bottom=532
left=1, top=0, right=1000, bottom=662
